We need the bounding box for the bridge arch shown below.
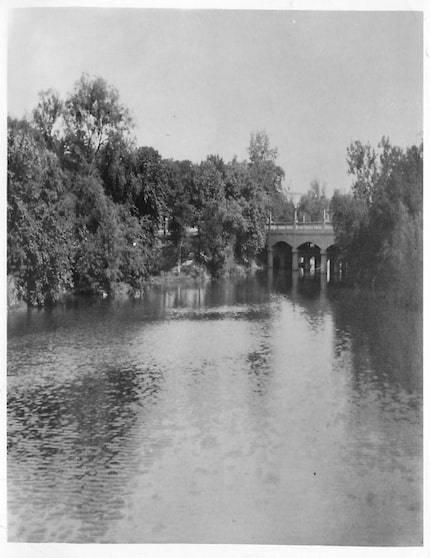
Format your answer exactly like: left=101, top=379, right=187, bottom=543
left=325, top=243, right=348, bottom=281
left=266, top=222, right=336, bottom=274
left=297, top=241, right=322, bottom=275
left=271, top=241, right=293, bottom=271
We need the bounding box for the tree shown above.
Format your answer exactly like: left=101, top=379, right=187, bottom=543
left=225, top=157, right=267, bottom=265
left=346, top=140, right=379, bottom=203
left=163, top=159, right=198, bottom=267
left=97, top=136, right=134, bottom=204
left=332, top=137, right=422, bottom=303
left=63, top=74, right=133, bottom=172
left=32, top=88, right=64, bottom=152
left=330, top=190, right=369, bottom=280
left=247, top=130, right=285, bottom=208
left=7, top=118, right=73, bottom=305
left=297, top=180, right=329, bottom=223
left=117, top=205, right=160, bottom=292
left=128, top=146, right=167, bottom=227
left=248, top=130, right=278, bottom=165
left=194, top=156, right=233, bottom=276
left=270, top=190, right=295, bottom=222
left=191, top=133, right=287, bottom=276
left=69, top=173, right=125, bottom=294
left=9, top=77, right=298, bottom=295
left=8, top=76, right=170, bottom=302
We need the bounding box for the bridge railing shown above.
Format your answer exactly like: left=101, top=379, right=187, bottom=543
left=268, top=221, right=333, bottom=231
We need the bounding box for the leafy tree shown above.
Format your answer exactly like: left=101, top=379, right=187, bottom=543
left=330, top=190, right=369, bottom=279
left=9, top=77, right=297, bottom=297
left=70, top=173, right=128, bottom=295
left=225, top=158, right=266, bottom=265
left=270, top=190, right=295, bottom=222
left=32, top=88, right=64, bottom=152
left=248, top=130, right=285, bottom=210
left=248, top=130, right=278, bottom=165
left=297, top=180, right=329, bottom=223
left=191, top=133, right=287, bottom=276
left=117, top=206, right=160, bottom=292
left=63, top=74, right=133, bottom=172
left=346, top=140, right=379, bottom=203
left=7, top=118, right=73, bottom=305
left=386, top=203, right=422, bottom=304
left=194, top=156, right=231, bottom=276
left=162, top=159, right=198, bottom=267
left=98, top=136, right=134, bottom=204
left=128, top=146, right=167, bottom=227
left=165, top=159, right=196, bottom=228
left=332, top=137, right=422, bottom=303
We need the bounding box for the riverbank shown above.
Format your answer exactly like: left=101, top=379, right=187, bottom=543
left=8, top=259, right=421, bottom=311
left=7, top=260, right=263, bottom=310
left=7, top=276, right=26, bottom=311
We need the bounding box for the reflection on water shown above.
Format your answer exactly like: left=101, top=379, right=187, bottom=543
left=7, top=272, right=422, bottom=544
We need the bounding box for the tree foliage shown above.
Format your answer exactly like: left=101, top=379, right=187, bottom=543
left=8, top=77, right=292, bottom=303
left=297, top=179, right=329, bottom=222
left=331, top=137, right=422, bottom=304
left=32, top=88, right=64, bottom=152
left=63, top=74, right=133, bottom=172
left=7, top=119, right=73, bottom=305
left=10, top=75, right=420, bottom=307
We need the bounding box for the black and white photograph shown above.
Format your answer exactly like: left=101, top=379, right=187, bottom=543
left=4, top=0, right=425, bottom=555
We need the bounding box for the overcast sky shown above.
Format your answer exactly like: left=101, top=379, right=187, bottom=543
left=7, top=7, right=423, bottom=196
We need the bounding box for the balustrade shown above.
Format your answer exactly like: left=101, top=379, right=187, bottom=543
left=268, top=221, right=333, bottom=231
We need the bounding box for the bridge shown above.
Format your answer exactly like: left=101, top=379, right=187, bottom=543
left=266, top=220, right=336, bottom=274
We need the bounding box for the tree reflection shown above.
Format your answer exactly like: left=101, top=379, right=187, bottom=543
left=267, top=270, right=332, bottom=331
left=246, top=341, right=272, bottom=397
left=329, top=290, right=422, bottom=394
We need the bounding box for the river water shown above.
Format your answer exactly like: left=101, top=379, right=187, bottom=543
left=7, top=273, right=422, bottom=545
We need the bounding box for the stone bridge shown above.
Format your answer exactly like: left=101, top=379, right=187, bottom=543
left=266, top=221, right=336, bottom=273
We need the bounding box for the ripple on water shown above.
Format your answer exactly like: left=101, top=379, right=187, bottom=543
left=7, top=282, right=422, bottom=544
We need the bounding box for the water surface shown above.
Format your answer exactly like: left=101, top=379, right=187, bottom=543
left=7, top=273, right=422, bottom=544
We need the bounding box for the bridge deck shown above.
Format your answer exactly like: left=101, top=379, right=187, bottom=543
left=268, top=221, right=333, bottom=231
left=266, top=221, right=335, bottom=252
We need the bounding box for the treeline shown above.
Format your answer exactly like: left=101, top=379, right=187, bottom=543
left=8, top=74, right=293, bottom=306
left=330, top=137, right=423, bottom=306
left=8, top=75, right=422, bottom=307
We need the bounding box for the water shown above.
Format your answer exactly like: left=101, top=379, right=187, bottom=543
left=7, top=273, right=422, bottom=545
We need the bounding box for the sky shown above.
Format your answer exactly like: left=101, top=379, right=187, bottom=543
left=1, top=7, right=428, bottom=558
left=7, top=7, right=423, bottom=198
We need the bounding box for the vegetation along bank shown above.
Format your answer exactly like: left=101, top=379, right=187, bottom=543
left=7, top=74, right=422, bottom=308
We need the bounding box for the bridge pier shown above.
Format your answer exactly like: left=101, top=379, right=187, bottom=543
left=320, top=274, right=327, bottom=292
left=267, top=248, right=273, bottom=269
left=292, top=268, right=298, bottom=289
left=320, top=251, right=327, bottom=275
left=292, top=250, right=299, bottom=272
left=320, top=251, right=328, bottom=291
